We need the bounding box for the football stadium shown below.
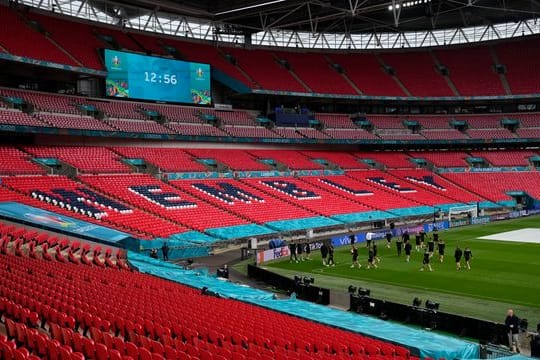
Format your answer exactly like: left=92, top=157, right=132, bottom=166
left=0, top=0, right=540, bottom=359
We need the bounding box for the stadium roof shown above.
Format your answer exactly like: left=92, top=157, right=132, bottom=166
left=20, top=0, right=540, bottom=48
left=105, top=0, right=540, bottom=34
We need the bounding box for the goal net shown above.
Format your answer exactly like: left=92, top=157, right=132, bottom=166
left=448, top=205, right=478, bottom=223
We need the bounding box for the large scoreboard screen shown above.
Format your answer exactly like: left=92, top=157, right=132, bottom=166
left=104, top=49, right=211, bottom=105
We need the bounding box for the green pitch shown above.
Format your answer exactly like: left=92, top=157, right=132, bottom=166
left=264, top=215, right=540, bottom=325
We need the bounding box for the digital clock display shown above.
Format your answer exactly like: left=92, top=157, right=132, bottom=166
left=104, top=49, right=211, bottom=105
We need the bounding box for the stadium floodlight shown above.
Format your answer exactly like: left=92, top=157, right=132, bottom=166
left=389, top=0, right=431, bottom=11
left=215, top=0, right=286, bottom=16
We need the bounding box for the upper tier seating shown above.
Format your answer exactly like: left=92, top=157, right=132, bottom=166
left=2, top=7, right=540, bottom=100
left=227, top=48, right=306, bottom=92
left=0, top=5, right=78, bottom=66
left=0, top=147, right=46, bottom=175
left=184, top=149, right=270, bottom=171
left=315, top=113, right=357, bottom=129
left=1, top=176, right=185, bottom=238
left=111, top=147, right=207, bottom=172
left=26, top=11, right=104, bottom=69
left=420, top=129, right=468, bottom=140
left=24, top=146, right=131, bottom=173
left=495, top=38, right=540, bottom=94
left=470, top=150, right=536, bottom=167
left=80, top=174, right=247, bottom=231
left=436, top=46, right=504, bottom=96
left=409, top=151, right=471, bottom=168
left=327, top=53, right=406, bottom=96
left=380, top=51, right=453, bottom=97
left=0, top=247, right=410, bottom=360
left=0, top=109, right=49, bottom=127
left=442, top=172, right=540, bottom=202
left=129, top=31, right=166, bottom=55
left=302, top=151, right=370, bottom=169
left=276, top=51, right=357, bottom=94
left=355, top=152, right=414, bottom=168
left=165, top=40, right=251, bottom=85
left=248, top=150, right=323, bottom=170
left=172, top=178, right=316, bottom=223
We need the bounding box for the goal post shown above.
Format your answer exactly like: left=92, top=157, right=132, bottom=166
left=448, top=204, right=478, bottom=223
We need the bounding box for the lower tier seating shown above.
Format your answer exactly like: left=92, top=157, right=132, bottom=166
left=442, top=172, right=540, bottom=202
left=171, top=178, right=316, bottom=223
left=80, top=174, right=248, bottom=231
left=1, top=176, right=185, bottom=238
left=0, top=245, right=412, bottom=360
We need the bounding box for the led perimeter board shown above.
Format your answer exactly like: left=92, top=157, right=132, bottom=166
left=104, top=49, right=211, bottom=105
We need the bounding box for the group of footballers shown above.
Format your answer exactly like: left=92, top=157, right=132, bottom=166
left=287, top=227, right=473, bottom=271
left=389, top=228, right=473, bottom=271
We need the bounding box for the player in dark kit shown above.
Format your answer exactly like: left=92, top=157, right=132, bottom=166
left=367, top=247, right=378, bottom=269
left=296, top=241, right=303, bottom=261
left=327, top=244, right=335, bottom=267
left=373, top=243, right=380, bottom=263
left=420, top=248, right=433, bottom=272
left=385, top=230, right=392, bottom=249
left=396, top=235, right=403, bottom=256
left=304, top=242, right=311, bottom=260
left=415, top=233, right=422, bottom=252
left=437, top=238, right=446, bottom=263
left=289, top=242, right=298, bottom=263
left=454, top=246, right=463, bottom=270
left=320, top=243, right=328, bottom=266
left=350, top=244, right=361, bottom=269
left=427, top=236, right=435, bottom=256
left=464, top=247, right=473, bottom=270
left=419, top=229, right=426, bottom=248
left=404, top=241, right=412, bottom=262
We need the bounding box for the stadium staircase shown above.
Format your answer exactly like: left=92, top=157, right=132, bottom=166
left=374, top=54, right=412, bottom=97
left=488, top=46, right=512, bottom=95
left=429, top=51, right=461, bottom=96
left=271, top=53, right=312, bottom=93
left=322, top=55, right=363, bottom=95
